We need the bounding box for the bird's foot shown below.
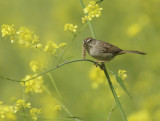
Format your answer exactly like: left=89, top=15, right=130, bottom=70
left=94, top=61, right=107, bottom=69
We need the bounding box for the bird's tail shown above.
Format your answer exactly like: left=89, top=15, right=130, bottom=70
left=119, top=50, right=147, bottom=55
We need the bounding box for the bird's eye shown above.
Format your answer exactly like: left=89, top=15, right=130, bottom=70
left=83, top=37, right=92, bottom=45
left=86, top=38, right=92, bottom=43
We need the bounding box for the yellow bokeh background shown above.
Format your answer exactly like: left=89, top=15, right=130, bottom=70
left=0, top=0, right=160, bottom=121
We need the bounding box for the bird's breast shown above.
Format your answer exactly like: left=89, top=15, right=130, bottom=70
left=89, top=47, right=115, bottom=61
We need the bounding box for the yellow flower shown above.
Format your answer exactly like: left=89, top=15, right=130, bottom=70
left=1, top=25, right=42, bottom=48
left=30, top=61, right=38, bottom=72
left=82, top=1, right=103, bottom=23
left=118, top=69, right=127, bottom=80
left=54, top=105, right=61, bottom=111
left=16, top=27, right=41, bottom=47
left=1, top=24, right=16, bottom=43
left=0, top=102, right=16, bottom=120
left=127, top=23, right=141, bottom=37
left=21, top=75, right=44, bottom=93
left=30, top=108, right=41, bottom=121
left=29, top=60, right=45, bottom=72
left=35, top=43, right=42, bottom=49
left=64, top=23, right=78, bottom=33
left=44, top=41, right=65, bottom=55
left=40, top=96, right=60, bottom=118
left=59, top=43, right=66, bottom=48
left=14, top=99, right=31, bottom=113
left=44, top=40, right=59, bottom=55
left=89, top=66, right=105, bottom=89
left=1, top=24, right=16, bottom=37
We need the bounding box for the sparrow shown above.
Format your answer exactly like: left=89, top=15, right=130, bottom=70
left=83, top=37, right=146, bottom=62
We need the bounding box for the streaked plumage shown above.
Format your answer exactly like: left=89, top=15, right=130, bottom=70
left=83, top=37, right=146, bottom=61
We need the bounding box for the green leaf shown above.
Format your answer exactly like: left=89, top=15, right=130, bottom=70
left=102, top=64, right=128, bottom=121
left=107, top=77, right=128, bottom=121
left=110, top=71, right=132, bottom=99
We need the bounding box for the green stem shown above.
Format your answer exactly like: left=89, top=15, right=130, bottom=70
left=47, top=72, right=62, bottom=99
left=106, top=100, right=115, bottom=121
left=78, top=21, right=90, bottom=34
left=0, top=75, right=21, bottom=82
left=57, top=21, right=89, bottom=65
left=57, top=34, right=76, bottom=65
left=101, top=63, right=127, bottom=121
left=22, top=82, right=26, bottom=121
left=17, top=112, right=78, bottom=120
left=0, top=59, right=98, bottom=83
left=43, top=86, right=80, bottom=121
left=88, top=22, right=96, bottom=38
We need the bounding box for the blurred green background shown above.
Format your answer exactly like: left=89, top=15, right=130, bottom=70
left=0, top=0, right=160, bottom=121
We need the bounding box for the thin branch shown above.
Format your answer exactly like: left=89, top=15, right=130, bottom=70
left=22, top=82, right=26, bottom=121
left=0, top=75, right=21, bottom=82
left=17, top=112, right=81, bottom=121
left=56, top=34, right=77, bottom=65
left=106, top=100, right=115, bottom=121
left=57, top=21, right=90, bottom=65
left=0, top=59, right=98, bottom=83
left=88, top=23, right=96, bottom=38
left=96, top=0, right=104, bottom=5
left=47, top=72, right=62, bottom=99
left=43, top=86, right=83, bottom=121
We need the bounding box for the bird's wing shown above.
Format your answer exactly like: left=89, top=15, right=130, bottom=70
left=99, top=41, right=122, bottom=54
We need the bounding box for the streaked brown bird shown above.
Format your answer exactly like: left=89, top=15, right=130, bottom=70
left=83, top=37, right=146, bottom=62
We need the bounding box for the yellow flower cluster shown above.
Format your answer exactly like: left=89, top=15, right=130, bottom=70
left=16, top=27, right=42, bottom=48
left=0, top=101, right=16, bottom=120
left=1, top=24, right=16, bottom=37
left=14, top=99, right=31, bottom=113
left=118, top=69, right=128, bottom=80
left=44, top=40, right=66, bottom=55
left=64, top=23, right=78, bottom=33
left=54, top=105, right=61, bottom=111
left=0, top=100, right=42, bottom=121
left=30, top=61, right=39, bottom=72
left=30, top=60, right=45, bottom=72
left=59, top=43, right=67, bottom=48
left=82, top=1, right=103, bottom=23
left=1, top=24, right=42, bottom=48
left=21, top=75, right=44, bottom=94
left=1, top=24, right=16, bottom=43
left=1, top=25, right=67, bottom=56
left=30, top=108, right=41, bottom=121
left=89, top=66, right=106, bottom=89
left=13, top=99, right=41, bottom=121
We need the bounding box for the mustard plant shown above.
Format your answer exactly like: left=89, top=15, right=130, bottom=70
left=0, top=1, right=132, bottom=121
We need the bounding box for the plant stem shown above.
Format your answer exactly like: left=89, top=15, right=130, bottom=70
left=22, top=82, right=26, bottom=121
left=0, top=59, right=98, bottom=83
left=47, top=72, right=62, bottom=99
left=88, top=22, right=96, bottom=38
left=79, top=0, right=85, bottom=8
left=17, top=112, right=78, bottom=120
left=57, top=21, right=89, bottom=65
left=100, top=63, right=127, bottom=121
left=106, top=100, right=115, bottom=121
left=43, top=86, right=81, bottom=121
